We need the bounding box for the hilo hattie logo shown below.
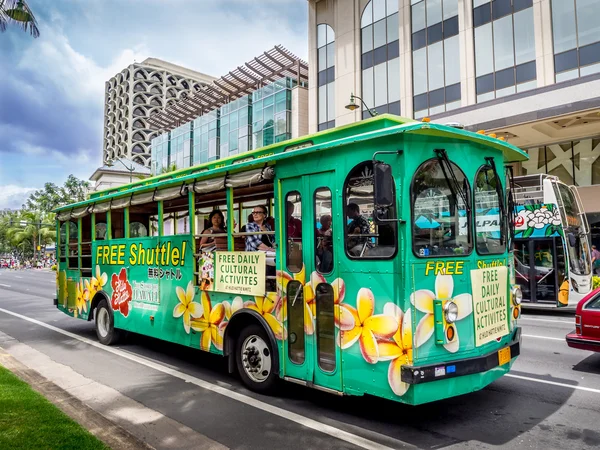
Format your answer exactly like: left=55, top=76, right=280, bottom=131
left=111, top=268, right=133, bottom=317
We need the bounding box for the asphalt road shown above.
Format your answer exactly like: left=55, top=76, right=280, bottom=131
left=0, top=268, right=599, bottom=450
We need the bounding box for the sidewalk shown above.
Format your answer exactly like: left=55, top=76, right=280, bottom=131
left=0, top=331, right=227, bottom=450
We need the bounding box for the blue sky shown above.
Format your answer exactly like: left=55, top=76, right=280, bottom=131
left=0, top=0, right=308, bottom=210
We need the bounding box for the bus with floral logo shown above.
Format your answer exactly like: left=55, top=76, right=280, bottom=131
left=512, top=174, right=592, bottom=308
left=54, top=114, right=525, bottom=405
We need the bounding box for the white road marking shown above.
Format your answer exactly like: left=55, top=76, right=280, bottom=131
left=0, top=284, right=11, bottom=288
left=520, top=317, right=573, bottom=324
left=0, top=308, right=404, bottom=450
left=523, top=334, right=565, bottom=341
left=15, top=276, right=23, bottom=279
left=506, top=374, right=600, bottom=394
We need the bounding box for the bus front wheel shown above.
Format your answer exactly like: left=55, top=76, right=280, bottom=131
left=235, top=324, right=277, bottom=393
left=95, top=299, right=121, bottom=345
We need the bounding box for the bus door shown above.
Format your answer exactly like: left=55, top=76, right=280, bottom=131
left=280, top=172, right=342, bottom=393
left=515, top=238, right=563, bottom=305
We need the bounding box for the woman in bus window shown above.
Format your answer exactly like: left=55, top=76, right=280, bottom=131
left=245, top=205, right=275, bottom=252
left=199, top=210, right=227, bottom=251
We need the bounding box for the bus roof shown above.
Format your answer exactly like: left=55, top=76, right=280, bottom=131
left=56, top=114, right=528, bottom=214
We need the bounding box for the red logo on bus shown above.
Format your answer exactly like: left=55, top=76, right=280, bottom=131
left=111, top=268, right=132, bottom=317
left=514, top=215, right=525, bottom=227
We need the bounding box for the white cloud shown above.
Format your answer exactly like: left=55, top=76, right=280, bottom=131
left=0, top=185, right=38, bottom=210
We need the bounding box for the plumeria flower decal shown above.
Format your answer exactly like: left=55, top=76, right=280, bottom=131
left=245, top=292, right=284, bottom=340
left=88, top=265, right=108, bottom=297
left=173, top=281, right=202, bottom=334
left=191, top=291, right=225, bottom=351
left=339, top=288, right=398, bottom=363
left=330, top=278, right=355, bottom=331
left=75, top=279, right=89, bottom=318
left=222, top=297, right=244, bottom=321
left=278, top=265, right=324, bottom=335
left=377, top=303, right=413, bottom=396
left=411, top=273, right=473, bottom=353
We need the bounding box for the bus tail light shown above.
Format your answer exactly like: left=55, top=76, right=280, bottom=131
left=575, top=315, right=581, bottom=335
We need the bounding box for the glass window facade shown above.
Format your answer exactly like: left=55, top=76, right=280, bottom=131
left=317, top=23, right=335, bottom=131
left=252, top=78, right=293, bottom=148
left=170, top=123, right=193, bottom=170
left=520, top=137, right=600, bottom=187
left=221, top=96, right=251, bottom=159
left=473, top=0, right=536, bottom=103
left=551, top=0, right=600, bottom=82
left=193, top=109, right=219, bottom=165
left=361, top=0, right=400, bottom=119
left=151, top=132, right=169, bottom=174
left=150, top=77, right=295, bottom=174
left=411, top=0, right=461, bottom=118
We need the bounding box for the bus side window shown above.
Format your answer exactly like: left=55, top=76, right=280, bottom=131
left=111, top=209, right=125, bottom=239
left=343, top=161, right=397, bottom=259
left=315, top=188, right=333, bottom=273
left=59, top=222, right=68, bottom=263
left=67, top=221, right=78, bottom=268
left=95, top=212, right=107, bottom=241
left=163, top=197, right=189, bottom=236
left=286, top=192, right=302, bottom=273
left=130, top=203, right=159, bottom=237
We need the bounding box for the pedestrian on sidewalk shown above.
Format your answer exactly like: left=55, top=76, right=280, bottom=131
left=591, top=245, right=600, bottom=276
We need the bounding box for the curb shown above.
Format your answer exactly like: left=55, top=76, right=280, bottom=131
left=0, top=347, right=154, bottom=450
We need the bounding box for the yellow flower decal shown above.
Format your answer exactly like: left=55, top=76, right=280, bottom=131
left=330, top=278, right=355, bottom=331
left=245, top=292, right=284, bottom=340
left=377, top=303, right=413, bottom=396
left=339, top=288, right=398, bottom=363
left=75, top=279, right=89, bottom=318
left=410, top=273, right=472, bottom=353
left=173, top=281, right=202, bottom=334
left=191, top=291, right=225, bottom=351
left=222, top=297, right=244, bottom=321
left=86, top=265, right=108, bottom=298
left=278, top=265, right=325, bottom=335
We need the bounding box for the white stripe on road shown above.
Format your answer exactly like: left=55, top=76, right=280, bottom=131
left=0, top=308, right=404, bottom=450
left=506, top=374, right=600, bottom=394
left=520, top=317, right=572, bottom=324
left=0, top=284, right=11, bottom=288
left=523, top=334, right=565, bottom=341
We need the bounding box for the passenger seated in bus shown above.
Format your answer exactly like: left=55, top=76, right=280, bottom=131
left=287, top=201, right=302, bottom=238
left=346, top=202, right=372, bottom=255
left=245, top=205, right=275, bottom=252
left=199, top=210, right=227, bottom=251
left=240, top=213, right=254, bottom=232
left=317, top=214, right=333, bottom=272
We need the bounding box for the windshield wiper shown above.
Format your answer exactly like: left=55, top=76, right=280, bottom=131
left=434, top=149, right=471, bottom=213
left=485, top=157, right=507, bottom=245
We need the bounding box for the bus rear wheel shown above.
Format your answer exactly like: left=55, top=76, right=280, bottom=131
left=95, top=299, right=121, bottom=345
left=235, top=324, right=277, bottom=393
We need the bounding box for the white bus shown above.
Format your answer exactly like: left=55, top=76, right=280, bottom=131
left=512, top=174, right=592, bottom=308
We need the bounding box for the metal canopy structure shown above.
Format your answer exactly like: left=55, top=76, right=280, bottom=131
left=148, top=45, right=309, bottom=132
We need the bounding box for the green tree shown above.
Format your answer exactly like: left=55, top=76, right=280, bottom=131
left=24, top=175, right=90, bottom=212
left=0, top=0, right=39, bottom=37
left=4, top=211, right=55, bottom=260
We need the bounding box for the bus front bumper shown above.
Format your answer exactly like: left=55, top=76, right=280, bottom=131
left=401, top=327, right=521, bottom=385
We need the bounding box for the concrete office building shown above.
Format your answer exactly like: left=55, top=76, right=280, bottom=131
left=102, top=58, right=216, bottom=167
left=148, top=46, right=309, bottom=174
left=307, top=0, right=600, bottom=228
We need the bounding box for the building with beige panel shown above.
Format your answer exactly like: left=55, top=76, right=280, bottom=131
left=308, top=0, right=600, bottom=228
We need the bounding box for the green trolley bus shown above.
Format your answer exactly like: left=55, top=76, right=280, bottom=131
left=54, top=115, right=526, bottom=405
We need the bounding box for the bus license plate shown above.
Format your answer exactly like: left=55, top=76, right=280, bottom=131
left=498, top=347, right=511, bottom=366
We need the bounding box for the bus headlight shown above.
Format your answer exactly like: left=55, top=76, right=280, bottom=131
left=444, top=301, right=458, bottom=324
left=511, top=286, right=522, bottom=305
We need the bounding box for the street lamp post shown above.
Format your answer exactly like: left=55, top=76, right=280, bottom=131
left=345, top=93, right=378, bottom=117
left=106, top=158, right=135, bottom=183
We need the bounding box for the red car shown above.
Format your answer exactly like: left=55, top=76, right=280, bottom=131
left=566, top=287, right=600, bottom=352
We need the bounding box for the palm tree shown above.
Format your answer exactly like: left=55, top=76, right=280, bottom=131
left=1, top=0, right=39, bottom=37
left=5, top=211, right=55, bottom=260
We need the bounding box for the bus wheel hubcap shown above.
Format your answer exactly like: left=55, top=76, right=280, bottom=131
left=98, top=308, right=109, bottom=337
left=241, top=335, right=271, bottom=383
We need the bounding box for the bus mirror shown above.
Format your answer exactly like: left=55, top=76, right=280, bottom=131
left=374, top=162, right=394, bottom=208
left=567, top=232, right=576, bottom=247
